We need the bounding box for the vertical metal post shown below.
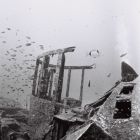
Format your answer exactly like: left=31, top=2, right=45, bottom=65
left=53, top=53, right=65, bottom=102
left=79, top=68, right=85, bottom=103
left=38, top=55, right=50, bottom=98
left=32, top=58, right=39, bottom=96
left=48, top=69, right=54, bottom=99
left=66, top=69, right=71, bottom=97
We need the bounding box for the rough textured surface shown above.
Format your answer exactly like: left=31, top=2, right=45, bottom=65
left=63, top=97, right=81, bottom=108
left=79, top=122, right=113, bottom=140
left=0, top=97, right=22, bottom=108
left=121, top=61, right=138, bottom=82
left=29, top=95, right=55, bottom=139
left=0, top=107, right=29, bottom=140
left=63, top=80, right=140, bottom=140
left=62, top=120, right=112, bottom=140
left=93, top=81, right=140, bottom=140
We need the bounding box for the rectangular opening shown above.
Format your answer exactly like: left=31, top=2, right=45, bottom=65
left=113, top=99, right=131, bottom=119
left=120, top=86, right=134, bottom=95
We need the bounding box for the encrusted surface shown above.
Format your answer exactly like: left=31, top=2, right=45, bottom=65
left=93, top=82, right=140, bottom=140
left=29, top=95, right=54, bottom=139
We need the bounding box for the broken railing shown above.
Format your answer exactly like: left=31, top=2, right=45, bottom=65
left=32, top=47, right=93, bottom=105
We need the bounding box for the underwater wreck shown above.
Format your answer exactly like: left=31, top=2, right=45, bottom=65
left=63, top=63, right=139, bottom=140
left=29, top=47, right=139, bottom=140
left=29, top=47, right=93, bottom=140
left=0, top=101, right=29, bottom=140
left=0, top=47, right=139, bottom=140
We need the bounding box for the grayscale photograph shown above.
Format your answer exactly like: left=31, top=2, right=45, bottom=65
left=0, top=0, right=140, bottom=139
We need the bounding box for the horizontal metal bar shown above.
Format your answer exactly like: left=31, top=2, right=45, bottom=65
left=38, top=61, right=93, bottom=70
left=37, top=46, right=76, bottom=59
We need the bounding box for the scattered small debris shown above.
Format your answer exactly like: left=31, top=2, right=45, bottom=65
left=120, top=53, right=127, bottom=58
left=16, top=45, right=22, bottom=48
left=88, top=80, right=91, bottom=87
left=7, top=28, right=11, bottom=30
left=26, top=36, right=31, bottom=40
left=2, top=41, right=6, bottom=43
left=88, top=49, right=100, bottom=58
left=107, top=73, right=111, bottom=78
left=25, top=43, right=32, bottom=46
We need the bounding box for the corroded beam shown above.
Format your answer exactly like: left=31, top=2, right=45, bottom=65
left=49, top=64, right=93, bottom=70
left=37, top=46, right=75, bottom=59
left=32, top=58, right=40, bottom=96
left=66, top=69, right=71, bottom=97
left=79, top=69, right=85, bottom=103
left=48, top=69, right=55, bottom=98
left=53, top=53, right=65, bottom=102
left=38, top=56, right=50, bottom=98
left=38, top=61, right=93, bottom=70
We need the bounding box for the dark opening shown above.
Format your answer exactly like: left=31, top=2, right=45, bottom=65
left=57, top=121, right=70, bottom=140
left=120, top=86, right=134, bottom=95
left=113, top=99, right=131, bottom=119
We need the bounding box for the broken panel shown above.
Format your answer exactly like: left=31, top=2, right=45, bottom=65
left=113, top=99, right=131, bottom=119
left=120, top=86, right=134, bottom=95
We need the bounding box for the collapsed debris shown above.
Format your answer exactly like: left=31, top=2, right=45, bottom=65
left=29, top=47, right=94, bottom=140
left=62, top=62, right=140, bottom=140
left=28, top=47, right=139, bottom=140
left=0, top=47, right=139, bottom=140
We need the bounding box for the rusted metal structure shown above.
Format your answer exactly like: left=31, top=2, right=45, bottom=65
left=62, top=62, right=140, bottom=140
left=29, top=46, right=140, bottom=140
left=29, top=47, right=93, bottom=140
left=32, top=46, right=92, bottom=103
left=0, top=107, right=29, bottom=140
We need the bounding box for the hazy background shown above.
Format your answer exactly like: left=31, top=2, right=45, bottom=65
left=0, top=0, right=140, bottom=108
